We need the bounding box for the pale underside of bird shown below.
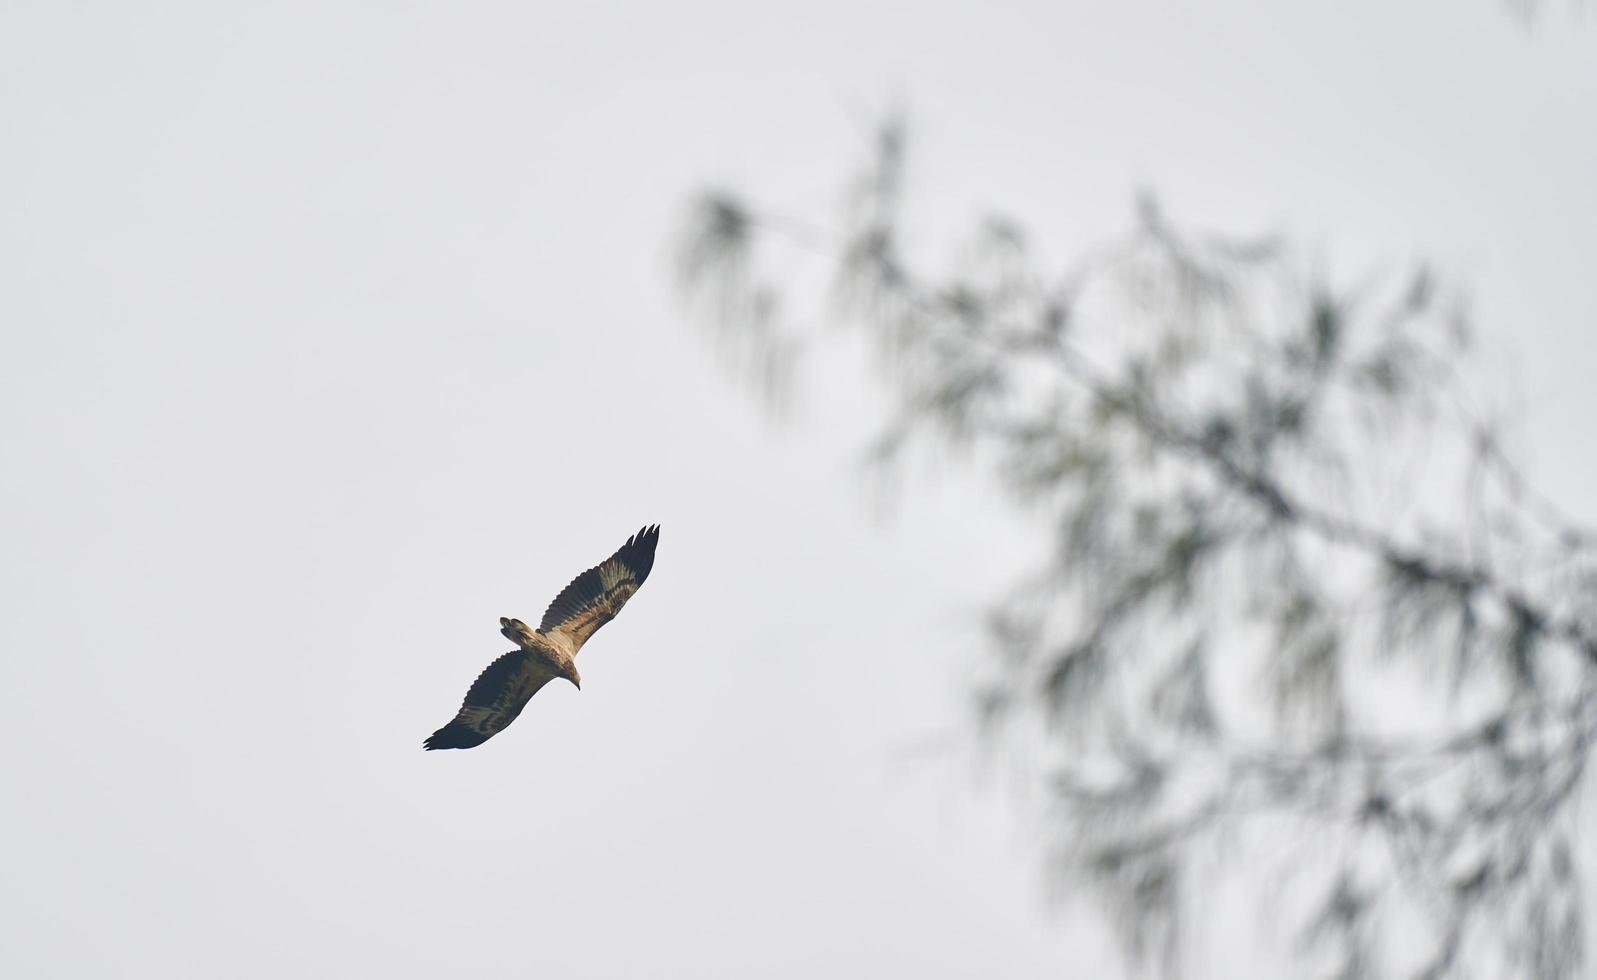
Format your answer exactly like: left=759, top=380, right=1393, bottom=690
left=423, top=524, right=660, bottom=751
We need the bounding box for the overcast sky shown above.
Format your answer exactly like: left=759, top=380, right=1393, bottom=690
left=2, top=2, right=1593, bottom=977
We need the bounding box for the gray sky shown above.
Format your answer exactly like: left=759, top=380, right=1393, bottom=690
left=1, top=2, right=1592, bottom=977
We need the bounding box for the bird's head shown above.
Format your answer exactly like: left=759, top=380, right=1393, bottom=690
left=563, top=663, right=582, bottom=690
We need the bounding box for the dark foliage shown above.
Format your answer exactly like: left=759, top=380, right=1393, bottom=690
left=676, top=117, right=1597, bottom=978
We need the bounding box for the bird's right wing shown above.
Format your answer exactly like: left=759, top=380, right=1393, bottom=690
left=538, top=525, right=660, bottom=655
left=423, top=650, right=558, bottom=750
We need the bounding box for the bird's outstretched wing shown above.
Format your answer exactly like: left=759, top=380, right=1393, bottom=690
left=539, top=524, right=660, bottom=654
left=423, top=650, right=559, bottom=750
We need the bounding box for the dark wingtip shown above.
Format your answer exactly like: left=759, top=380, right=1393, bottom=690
left=622, top=524, right=661, bottom=584
left=423, top=722, right=489, bottom=751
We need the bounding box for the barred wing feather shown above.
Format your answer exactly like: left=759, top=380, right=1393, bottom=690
left=538, top=524, right=660, bottom=654
left=423, top=651, right=559, bottom=750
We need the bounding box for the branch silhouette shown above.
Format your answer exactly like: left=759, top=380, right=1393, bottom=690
left=677, top=118, right=1596, bottom=979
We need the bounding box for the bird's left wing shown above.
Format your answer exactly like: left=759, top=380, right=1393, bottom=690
left=423, top=650, right=558, bottom=750
left=538, top=524, right=660, bottom=655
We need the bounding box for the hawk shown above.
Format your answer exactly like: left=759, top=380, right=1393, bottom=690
left=423, top=524, right=660, bottom=750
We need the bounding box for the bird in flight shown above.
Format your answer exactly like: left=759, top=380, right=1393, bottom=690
left=423, top=525, right=661, bottom=751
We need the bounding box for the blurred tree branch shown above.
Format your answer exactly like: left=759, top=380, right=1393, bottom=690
left=676, top=117, right=1597, bottom=979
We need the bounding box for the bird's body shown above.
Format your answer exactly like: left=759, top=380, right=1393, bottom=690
left=423, top=524, right=660, bottom=750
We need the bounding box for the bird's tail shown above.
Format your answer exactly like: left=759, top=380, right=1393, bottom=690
left=500, top=616, right=536, bottom=646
